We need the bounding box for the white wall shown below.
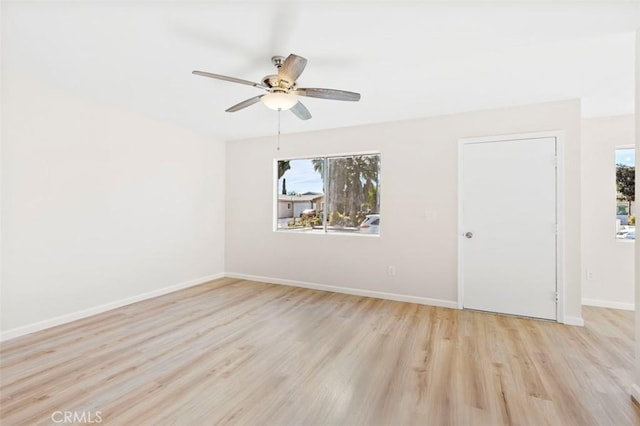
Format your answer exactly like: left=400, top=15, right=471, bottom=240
left=1, top=74, right=226, bottom=337
left=226, top=99, right=583, bottom=323
left=582, top=115, right=635, bottom=309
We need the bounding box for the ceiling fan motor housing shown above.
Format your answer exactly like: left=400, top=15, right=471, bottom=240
left=266, top=56, right=296, bottom=89
left=262, top=74, right=294, bottom=90
left=262, top=74, right=281, bottom=88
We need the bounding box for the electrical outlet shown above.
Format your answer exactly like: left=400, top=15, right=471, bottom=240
left=586, top=271, right=594, bottom=281
left=388, top=265, right=396, bottom=276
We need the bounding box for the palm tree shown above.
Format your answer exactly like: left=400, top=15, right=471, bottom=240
left=278, top=160, right=291, bottom=196
left=278, top=160, right=290, bottom=180
left=311, top=158, right=324, bottom=177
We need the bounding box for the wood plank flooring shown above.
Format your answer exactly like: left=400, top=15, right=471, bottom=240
left=1, top=278, right=639, bottom=425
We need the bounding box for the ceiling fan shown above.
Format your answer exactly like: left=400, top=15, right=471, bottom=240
left=192, top=54, right=361, bottom=120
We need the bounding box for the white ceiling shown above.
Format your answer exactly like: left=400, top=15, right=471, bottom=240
left=2, top=1, right=639, bottom=141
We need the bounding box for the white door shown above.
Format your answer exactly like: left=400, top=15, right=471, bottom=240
left=460, top=137, right=557, bottom=320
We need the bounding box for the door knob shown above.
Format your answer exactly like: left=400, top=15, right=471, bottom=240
left=465, top=232, right=473, bottom=239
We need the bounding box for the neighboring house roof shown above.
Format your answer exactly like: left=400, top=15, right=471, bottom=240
left=278, top=194, right=324, bottom=203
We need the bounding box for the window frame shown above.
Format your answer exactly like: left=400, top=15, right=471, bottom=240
left=273, top=151, right=382, bottom=236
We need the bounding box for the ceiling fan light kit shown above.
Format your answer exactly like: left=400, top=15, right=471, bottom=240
left=261, top=92, right=298, bottom=111
left=192, top=53, right=361, bottom=120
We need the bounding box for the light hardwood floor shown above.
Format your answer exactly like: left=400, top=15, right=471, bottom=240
left=1, top=278, right=639, bottom=425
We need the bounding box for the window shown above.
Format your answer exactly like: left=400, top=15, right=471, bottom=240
left=276, top=154, right=381, bottom=234
left=616, top=148, right=635, bottom=240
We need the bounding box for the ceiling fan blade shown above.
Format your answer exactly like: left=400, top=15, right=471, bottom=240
left=290, top=101, right=311, bottom=120
left=278, top=54, right=307, bottom=85
left=293, top=88, right=361, bottom=102
left=192, top=70, right=267, bottom=89
left=226, top=95, right=264, bottom=112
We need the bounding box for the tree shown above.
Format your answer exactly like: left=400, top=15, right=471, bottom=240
left=318, top=155, right=380, bottom=227
left=311, top=158, right=323, bottom=176
left=278, top=160, right=290, bottom=180
left=616, top=164, right=635, bottom=203
left=278, top=160, right=291, bottom=196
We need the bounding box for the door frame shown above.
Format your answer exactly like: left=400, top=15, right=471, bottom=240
left=457, top=130, right=565, bottom=323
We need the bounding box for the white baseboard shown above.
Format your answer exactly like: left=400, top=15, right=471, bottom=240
left=562, top=315, right=585, bottom=327
left=3, top=271, right=587, bottom=341
left=582, top=298, right=635, bottom=311
left=225, top=272, right=459, bottom=309
left=0, top=273, right=224, bottom=342
left=631, top=384, right=640, bottom=405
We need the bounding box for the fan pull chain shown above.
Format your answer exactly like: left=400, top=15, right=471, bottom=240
left=277, top=108, right=281, bottom=151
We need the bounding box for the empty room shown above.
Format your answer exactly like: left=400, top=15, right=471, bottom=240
left=2, top=1, right=640, bottom=425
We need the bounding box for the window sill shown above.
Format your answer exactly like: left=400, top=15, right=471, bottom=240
left=275, top=228, right=380, bottom=237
